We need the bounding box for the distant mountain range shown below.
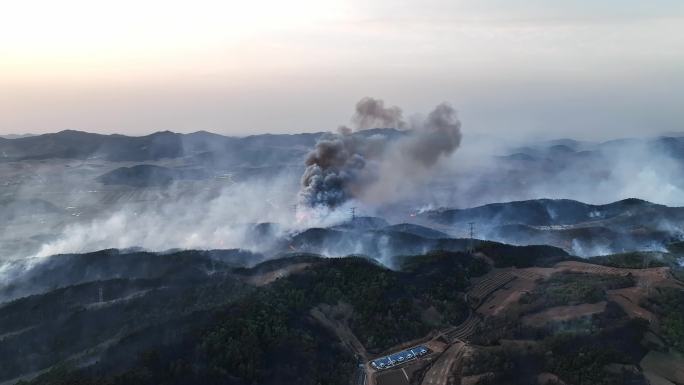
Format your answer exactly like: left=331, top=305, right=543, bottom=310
left=0, top=133, right=35, bottom=139
left=4, top=130, right=684, bottom=204
left=419, top=198, right=684, bottom=255
left=0, top=128, right=402, bottom=164
left=503, top=135, right=684, bottom=162
left=0, top=129, right=317, bottom=163
left=422, top=198, right=677, bottom=227
left=4, top=128, right=682, bottom=161
left=3, top=130, right=684, bottom=165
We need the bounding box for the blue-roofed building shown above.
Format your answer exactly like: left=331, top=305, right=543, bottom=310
left=370, top=345, right=430, bottom=370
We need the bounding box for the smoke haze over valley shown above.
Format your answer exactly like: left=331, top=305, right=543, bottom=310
left=2, top=98, right=684, bottom=272
left=2, top=3, right=684, bottom=384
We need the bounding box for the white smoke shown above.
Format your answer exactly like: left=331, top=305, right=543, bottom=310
left=28, top=174, right=305, bottom=260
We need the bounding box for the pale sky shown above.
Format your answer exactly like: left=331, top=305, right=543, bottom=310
left=1, top=0, right=683, bottom=139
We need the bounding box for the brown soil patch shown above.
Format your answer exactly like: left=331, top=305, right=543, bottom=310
left=515, top=267, right=558, bottom=280
left=521, top=301, right=607, bottom=327
left=607, top=287, right=656, bottom=323
left=420, top=342, right=466, bottom=385
left=477, top=277, right=536, bottom=317
left=374, top=361, right=426, bottom=385
left=554, top=261, right=672, bottom=285
left=425, top=340, right=448, bottom=354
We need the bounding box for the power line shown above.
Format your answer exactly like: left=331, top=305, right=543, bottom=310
left=467, top=222, right=476, bottom=254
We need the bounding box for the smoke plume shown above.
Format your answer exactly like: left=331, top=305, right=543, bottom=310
left=298, top=98, right=462, bottom=208
left=351, top=97, right=407, bottom=130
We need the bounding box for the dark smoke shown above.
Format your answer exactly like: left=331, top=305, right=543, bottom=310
left=298, top=132, right=365, bottom=207
left=298, top=126, right=389, bottom=207
left=403, top=103, right=462, bottom=167
left=351, top=97, right=406, bottom=130
left=299, top=98, right=462, bottom=208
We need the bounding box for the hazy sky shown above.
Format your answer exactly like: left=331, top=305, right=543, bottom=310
left=1, top=0, right=682, bottom=139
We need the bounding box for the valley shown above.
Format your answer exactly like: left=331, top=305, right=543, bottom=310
left=1, top=130, right=684, bottom=385
left=4, top=3, right=684, bottom=384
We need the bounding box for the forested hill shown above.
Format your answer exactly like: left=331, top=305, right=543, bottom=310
left=6, top=249, right=493, bottom=385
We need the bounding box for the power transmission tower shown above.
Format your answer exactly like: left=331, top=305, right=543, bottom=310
left=467, top=222, right=476, bottom=254
left=350, top=207, right=356, bottom=221
left=98, top=286, right=104, bottom=303
left=292, top=203, right=298, bottom=216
